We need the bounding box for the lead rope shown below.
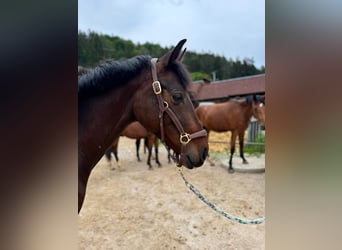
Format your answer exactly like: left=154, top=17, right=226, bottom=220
left=177, top=167, right=265, bottom=225
left=149, top=58, right=264, bottom=224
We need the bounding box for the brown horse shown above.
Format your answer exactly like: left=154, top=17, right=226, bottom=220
left=79, top=39, right=208, bottom=212
left=104, top=137, right=121, bottom=170
left=195, top=95, right=265, bottom=173
left=105, top=121, right=160, bottom=169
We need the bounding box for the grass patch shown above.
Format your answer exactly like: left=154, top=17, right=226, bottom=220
left=244, top=133, right=265, bottom=156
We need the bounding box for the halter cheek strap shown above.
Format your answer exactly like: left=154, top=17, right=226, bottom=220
left=150, top=58, right=207, bottom=166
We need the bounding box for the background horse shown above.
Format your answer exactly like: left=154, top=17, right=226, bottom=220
left=78, top=39, right=208, bottom=212
left=104, top=137, right=120, bottom=170
left=195, top=95, right=265, bottom=173
left=105, top=121, right=160, bottom=170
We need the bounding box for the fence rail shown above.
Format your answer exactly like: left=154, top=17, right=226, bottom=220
left=209, top=140, right=264, bottom=146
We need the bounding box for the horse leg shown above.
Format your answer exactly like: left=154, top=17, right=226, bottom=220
left=136, top=138, right=141, bottom=162
left=205, top=131, right=215, bottom=166
left=166, top=145, right=172, bottom=164
left=239, top=131, right=248, bottom=164
left=153, top=139, right=161, bottom=167
left=113, top=151, right=121, bottom=170
left=228, top=132, right=237, bottom=173
left=147, top=144, right=153, bottom=170
left=155, top=146, right=161, bottom=166
left=105, top=148, right=114, bottom=170
left=108, top=138, right=119, bottom=170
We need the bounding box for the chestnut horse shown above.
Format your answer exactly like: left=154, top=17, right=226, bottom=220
left=105, top=121, right=160, bottom=170
left=195, top=95, right=265, bottom=173
left=79, top=39, right=208, bottom=212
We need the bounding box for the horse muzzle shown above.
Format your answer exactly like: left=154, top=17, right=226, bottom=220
left=178, top=146, right=208, bottom=169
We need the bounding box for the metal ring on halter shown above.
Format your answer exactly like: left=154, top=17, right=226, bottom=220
left=180, top=133, right=191, bottom=144
left=163, top=101, right=168, bottom=108
left=152, top=81, right=162, bottom=94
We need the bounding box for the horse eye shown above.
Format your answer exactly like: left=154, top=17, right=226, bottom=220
left=172, top=93, right=184, bottom=103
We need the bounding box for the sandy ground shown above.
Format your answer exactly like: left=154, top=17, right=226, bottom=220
left=79, top=137, right=265, bottom=250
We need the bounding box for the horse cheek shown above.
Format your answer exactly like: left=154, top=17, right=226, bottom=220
left=133, top=100, right=159, bottom=135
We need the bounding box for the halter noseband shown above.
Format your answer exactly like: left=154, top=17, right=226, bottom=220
left=150, top=58, right=207, bottom=167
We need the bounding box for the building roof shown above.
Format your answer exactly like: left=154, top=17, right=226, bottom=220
left=189, top=74, right=265, bottom=102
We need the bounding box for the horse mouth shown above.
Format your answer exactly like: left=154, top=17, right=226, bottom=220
left=173, top=151, right=205, bottom=169
left=184, top=155, right=203, bottom=169
left=184, top=155, right=194, bottom=169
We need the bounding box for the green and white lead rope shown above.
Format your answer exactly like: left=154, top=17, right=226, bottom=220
left=177, top=167, right=265, bottom=225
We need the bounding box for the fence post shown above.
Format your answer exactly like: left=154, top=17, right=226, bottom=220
left=247, top=118, right=261, bottom=143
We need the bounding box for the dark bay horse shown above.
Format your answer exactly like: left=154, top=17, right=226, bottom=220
left=79, top=39, right=208, bottom=212
left=195, top=95, right=265, bottom=173
left=105, top=121, right=160, bottom=170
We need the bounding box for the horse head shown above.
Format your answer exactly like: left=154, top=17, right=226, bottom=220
left=133, top=39, right=208, bottom=168
left=247, top=95, right=266, bottom=126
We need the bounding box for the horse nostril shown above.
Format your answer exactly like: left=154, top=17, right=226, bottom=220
left=202, top=147, right=208, bottom=161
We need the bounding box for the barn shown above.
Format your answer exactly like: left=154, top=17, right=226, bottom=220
left=190, top=74, right=265, bottom=149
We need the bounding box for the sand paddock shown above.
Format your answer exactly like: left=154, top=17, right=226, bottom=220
left=79, top=137, right=265, bottom=249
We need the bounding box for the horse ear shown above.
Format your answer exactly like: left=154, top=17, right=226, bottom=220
left=177, top=48, right=187, bottom=62
left=258, top=95, right=265, bottom=104
left=159, top=39, right=187, bottom=66
left=253, top=95, right=258, bottom=102
left=246, top=95, right=253, bottom=104
left=254, top=95, right=265, bottom=104
left=253, top=95, right=260, bottom=103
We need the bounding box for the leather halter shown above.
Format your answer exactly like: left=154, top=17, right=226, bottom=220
left=150, top=58, right=207, bottom=167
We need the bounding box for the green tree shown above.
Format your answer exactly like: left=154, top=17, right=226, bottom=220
left=78, top=30, right=265, bottom=80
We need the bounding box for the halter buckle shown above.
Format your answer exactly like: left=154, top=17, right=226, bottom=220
left=152, top=81, right=162, bottom=94
left=180, top=133, right=191, bottom=145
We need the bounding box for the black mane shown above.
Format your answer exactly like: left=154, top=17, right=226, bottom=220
left=78, top=55, right=151, bottom=100
left=78, top=54, right=191, bottom=101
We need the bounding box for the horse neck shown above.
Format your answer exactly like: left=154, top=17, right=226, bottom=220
left=78, top=76, right=147, bottom=169
left=241, top=101, right=254, bottom=122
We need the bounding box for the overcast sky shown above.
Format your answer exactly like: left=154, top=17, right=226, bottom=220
left=78, top=0, right=265, bottom=68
